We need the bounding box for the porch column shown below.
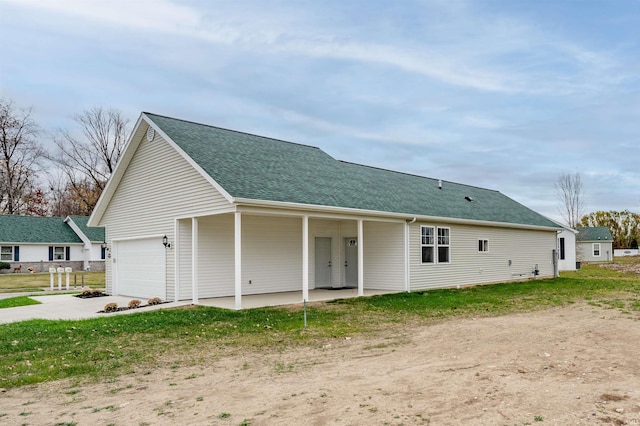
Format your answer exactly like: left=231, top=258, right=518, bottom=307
left=302, top=215, right=309, bottom=302
left=357, top=219, right=364, bottom=296
left=234, top=212, right=242, bottom=310
left=192, top=217, right=199, bottom=305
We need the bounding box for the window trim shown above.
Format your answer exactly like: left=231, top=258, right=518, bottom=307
left=421, top=226, right=435, bottom=264
left=0, top=246, right=14, bottom=261
left=478, top=239, right=489, bottom=253
left=437, top=227, right=451, bottom=264
left=592, top=243, right=601, bottom=257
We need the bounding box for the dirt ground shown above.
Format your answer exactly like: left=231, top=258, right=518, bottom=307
left=1, top=303, right=639, bottom=425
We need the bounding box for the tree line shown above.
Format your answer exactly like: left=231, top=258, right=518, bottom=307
left=1, top=98, right=128, bottom=217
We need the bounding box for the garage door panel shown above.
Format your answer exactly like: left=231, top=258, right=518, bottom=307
left=115, top=237, right=165, bottom=299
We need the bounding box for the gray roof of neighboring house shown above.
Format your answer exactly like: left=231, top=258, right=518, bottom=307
left=145, top=113, right=560, bottom=229
left=0, top=215, right=104, bottom=244
left=576, top=227, right=613, bottom=242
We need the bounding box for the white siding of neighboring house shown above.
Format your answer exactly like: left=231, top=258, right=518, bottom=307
left=11, top=244, right=84, bottom=264
left=99, top=126, right=233, bottom=300
left=363, top=221, right=405, bottom=290
left=557, top=228, right=577, bottom=271
left=409, top=221, right=556, bottom=290
left=577, top=241, right=613, bottom=262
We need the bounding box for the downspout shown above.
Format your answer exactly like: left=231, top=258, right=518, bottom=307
left=405, top=217, right=417, bottom=292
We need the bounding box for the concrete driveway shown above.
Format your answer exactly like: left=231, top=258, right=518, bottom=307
left=0, top=293, right=191, bottom=324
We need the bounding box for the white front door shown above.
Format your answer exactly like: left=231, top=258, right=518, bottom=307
left=344, top=237, right=358, bottom=287
left=315, top=237, right=332, bottom=287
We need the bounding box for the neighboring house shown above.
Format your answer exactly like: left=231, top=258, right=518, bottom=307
left=556, top=225, right=578, bottom=272
left=576, top=227, right=613, bottom=262
left=88, top=113, right=562, bottom=308
left=0, top=215, right=106, bottom=272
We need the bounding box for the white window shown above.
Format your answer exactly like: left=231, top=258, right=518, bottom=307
left=478, top=239, right=489, bottom=252
left=1, top=246, right=13, bottom=261
left=54, top=246, right=66, bottom=260
left=421, top=226, right=435, bottom=263
left=593, top=243, right=601, bottom=257
left=437, top=227, right=450, bottom=263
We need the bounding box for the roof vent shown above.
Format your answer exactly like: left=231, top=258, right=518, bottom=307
left=438, top=179, right=442, bottom=189
left=146, top=126, right=155, bottom=142
left=465, top=196, right=474, bottom=202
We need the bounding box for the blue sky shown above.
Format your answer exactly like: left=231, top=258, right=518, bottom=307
left=1, top=0, right=638, bottom=223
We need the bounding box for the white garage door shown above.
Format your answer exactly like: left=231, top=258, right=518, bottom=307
left=115, top=237, right=166, bottom=299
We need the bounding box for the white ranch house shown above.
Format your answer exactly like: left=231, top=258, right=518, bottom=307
left=0, top=215, right=105, bottom=272
left=89, top=113, right=562, bottom=309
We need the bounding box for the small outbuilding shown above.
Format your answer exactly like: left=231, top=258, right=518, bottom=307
left=576, top=227, right=613, bottom=262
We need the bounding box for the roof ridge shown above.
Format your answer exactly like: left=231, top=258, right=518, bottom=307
left=143, top=112, right=323, bottom=152
left=339, top=160, right=500, bottom=193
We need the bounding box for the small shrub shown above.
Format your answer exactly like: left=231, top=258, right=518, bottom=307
left=0, top=262, right=9, bottom=271
left=128, top=299, right=141, bottom=309
left=104, top=302, right=118, bottom=313
left=148, top=297, right=162, bottom=305
left=92, top=289, right=105, bottom=295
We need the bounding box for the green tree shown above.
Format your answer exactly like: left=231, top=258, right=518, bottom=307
left=580, top=210, right=640, bottom=249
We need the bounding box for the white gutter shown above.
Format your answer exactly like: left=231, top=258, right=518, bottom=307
left=405, top=217, right=417, bottom=292
left=233, top=197, right=561, bottom=232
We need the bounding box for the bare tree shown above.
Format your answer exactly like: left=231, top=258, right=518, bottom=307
left=49, top=106, right=130, bottom=214
left=0, top=98, right=45, bottom=215
left=555, top=172, right=584, bottom=229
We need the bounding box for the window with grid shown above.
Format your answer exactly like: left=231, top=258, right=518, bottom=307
left=593, top=243, right=601, bottom=257
left=0, top=246, right=13, bottom=261
left=421, top=226, right=434, bottom=263
left=437, top=227, right=450, bottom=263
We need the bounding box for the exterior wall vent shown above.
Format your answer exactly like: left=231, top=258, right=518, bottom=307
left=146, top=126, right=155, bottom=142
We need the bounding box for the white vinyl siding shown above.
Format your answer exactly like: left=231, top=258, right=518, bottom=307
left=363, top=221, right=404, bottom=290
left=197, top=214, right=234, bottom=298
left=177, top=219, right=193, bottom=300
left=99, top=125, right=232, bottom=300
left=410, top=222, right=556, bottom=290
left=241, top=215, right=302, bottom=295
left=576, top=241, right=612, bottom=262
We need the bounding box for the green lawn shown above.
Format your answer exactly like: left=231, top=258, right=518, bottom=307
left=0, top=296, right=41, bottom=309
left=0, top=261, right=638, bottom=389
left=0, top=271, right=105, bottom=293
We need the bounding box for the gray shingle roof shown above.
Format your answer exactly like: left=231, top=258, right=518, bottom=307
left=576, top=227, right=613, bottom=242
left=68, top=216, right=105, bottom=242
left=146, top=113, right=559, bottom=229
left=0, top=215, right=104, bottom=244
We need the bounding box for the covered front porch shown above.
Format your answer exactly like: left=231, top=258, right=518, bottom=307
left=174, top=208, right=407, bottom=309
left=196, top=288, right=395, bottom=310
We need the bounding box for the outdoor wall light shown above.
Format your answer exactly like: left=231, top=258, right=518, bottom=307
left=162, top=235, right=171, bottom=248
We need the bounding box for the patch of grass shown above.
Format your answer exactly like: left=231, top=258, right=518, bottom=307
left=0, top=263, right=638, bottom=389
left=0, top=271, right=105, bottom=293
left=0, top=296, right=41, bottom=309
